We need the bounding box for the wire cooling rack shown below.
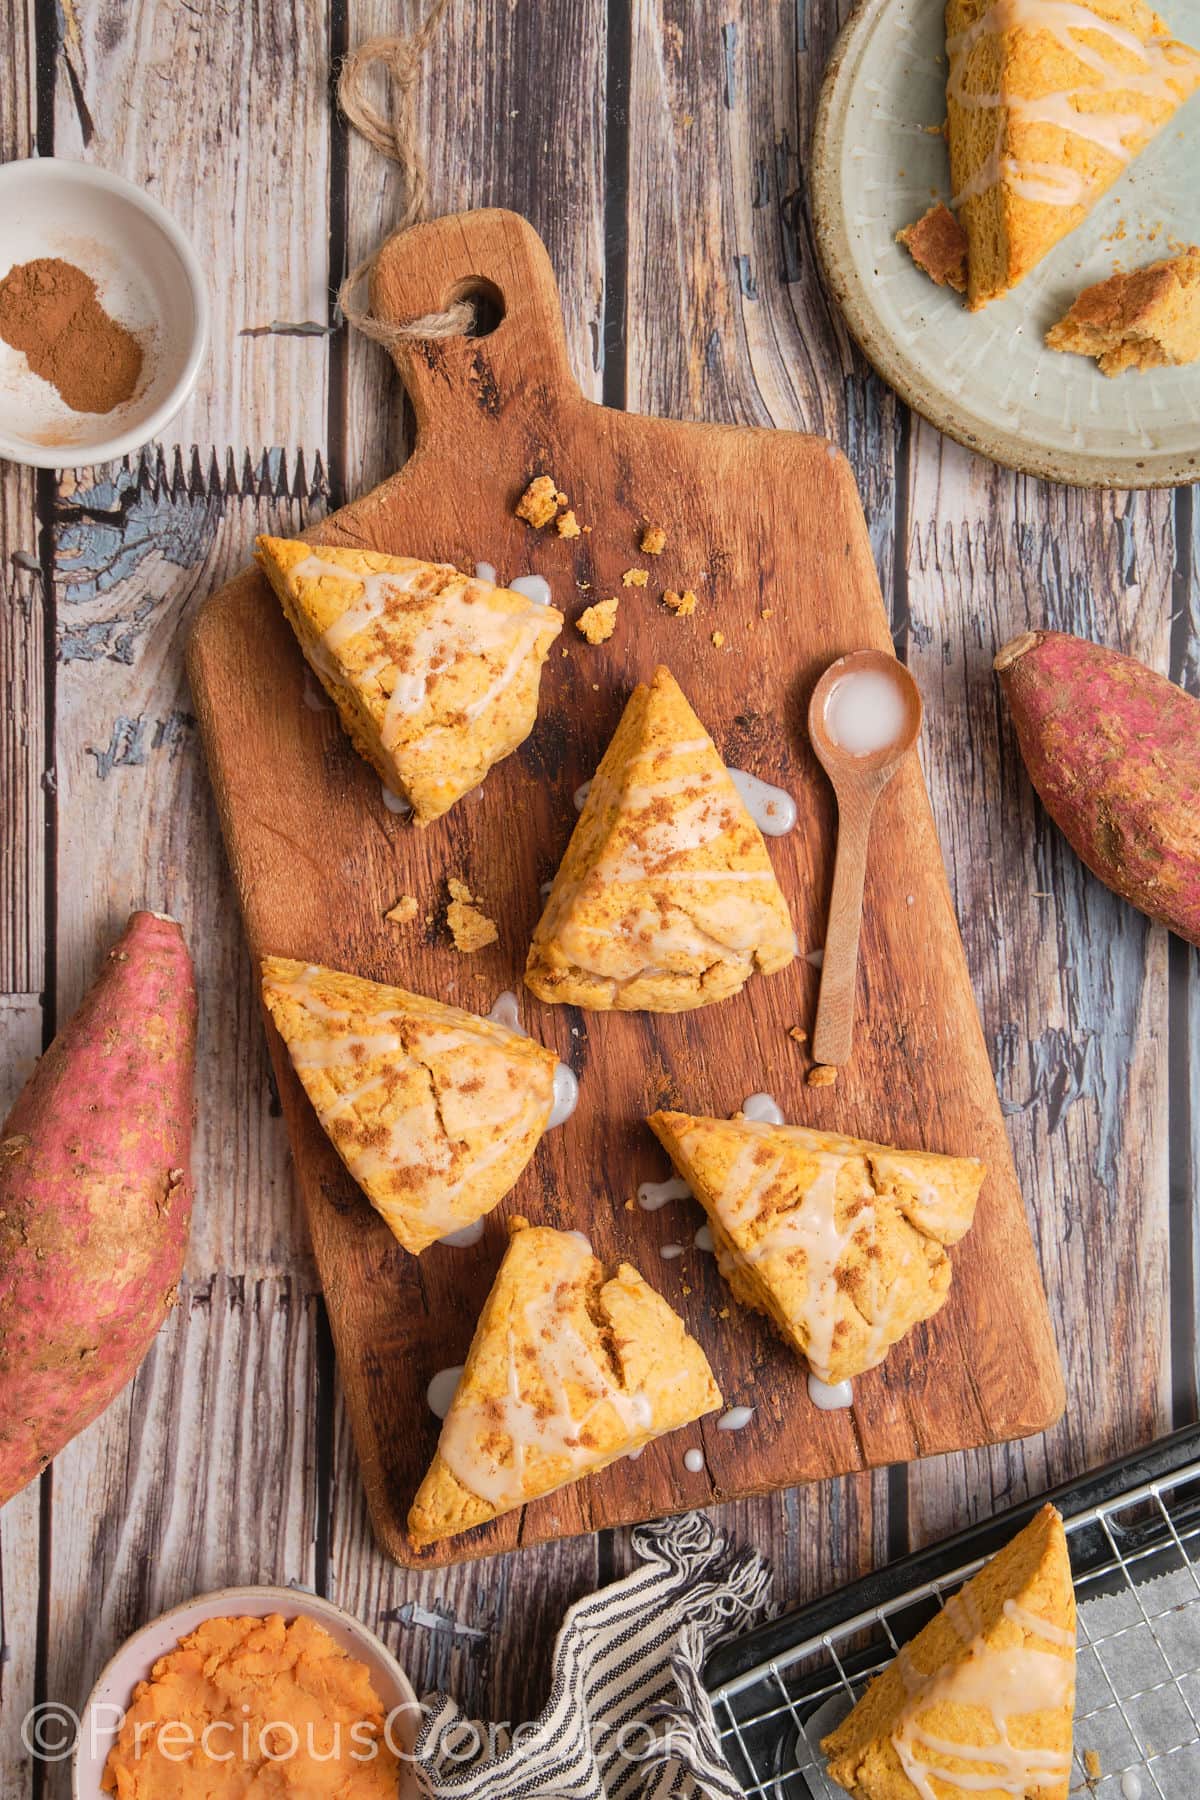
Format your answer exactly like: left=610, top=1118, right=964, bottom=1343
left=704, top=1426, right=1200, bottom=1799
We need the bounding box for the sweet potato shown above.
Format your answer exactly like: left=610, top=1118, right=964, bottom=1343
left=0, top=910, right=196, bottom=1506
left=995, top=630, right=1200, bottom=944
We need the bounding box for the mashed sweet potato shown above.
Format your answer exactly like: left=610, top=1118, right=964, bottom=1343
left=101, top=1613, right=404, bottom=1797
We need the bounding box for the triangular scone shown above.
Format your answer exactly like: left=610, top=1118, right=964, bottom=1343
left=823, top=1504, right=1076, bottom=1799
left=261, top=958, right=559, bottom=1255
left=408, top=1219, right=722, bottom=1547
left=255, top=537, right=563, bottom=825
left=648, top=1111, right=985, bottom=1384
left=947, top=0, right=1200, bottom=308
left=525, top=666, right=796, bottom=1012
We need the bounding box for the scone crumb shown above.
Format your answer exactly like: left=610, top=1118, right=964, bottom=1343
left=1083, top=1750, right=1102, bottom=1779
left=761, top=607, right=774, bottom=619
left=789, top=1025, right=808, bottom=1045
left=663, top=587, right=698, bottom=617
left=622, top=567, right=649, bottom=588
left=717, top=1306, right=730, bottom=1320
left=557, top=509, right=582, bottom=539
left=385, top=895, right=418, bottom=926
left=555, top=489, right=569, bottom=506
left=577, top=597, right=619, bottom=644
left=515, top=474, right=560, bottom=529
left=640, top=525, right=667, bottom=556
left=807, top=1064, right=838, bottom=1087
left=446, top=878, right=499, bottom=953
left=896, top=202, right=968, bottom=293
left=711, top=630, right=726, bottom=648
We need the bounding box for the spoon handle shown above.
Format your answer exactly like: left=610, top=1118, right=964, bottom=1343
left=812, top=788, right=875, bottom=1066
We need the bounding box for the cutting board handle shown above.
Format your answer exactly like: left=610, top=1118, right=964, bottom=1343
left=369, top=208, right=580, bottom=441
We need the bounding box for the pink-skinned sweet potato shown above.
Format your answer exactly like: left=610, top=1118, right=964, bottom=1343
left=0, top=910, right=196, bottom=1506
left=995, top=630, right=1200, bottom=944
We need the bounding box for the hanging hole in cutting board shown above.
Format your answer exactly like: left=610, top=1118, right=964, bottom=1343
left=446, top=277, right=505, bottom=338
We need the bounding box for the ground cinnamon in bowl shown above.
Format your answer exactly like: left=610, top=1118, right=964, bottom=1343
left=0, top=255, right=143, bottom=413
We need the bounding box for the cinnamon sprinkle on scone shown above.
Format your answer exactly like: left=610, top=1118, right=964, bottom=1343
left=640, top=525, right=667, bottom=556
left=1046, top=247, right=1200, bottom=374
left=515, top=475, right=560, bottom=529
left=577, top=598, right=619, bottom=644
left=446, top=878, right=499, bottom=952
left=896, top=202, right=968, bottom=293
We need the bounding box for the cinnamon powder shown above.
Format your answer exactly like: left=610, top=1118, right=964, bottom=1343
left=0, top=256, right=143, bottom=414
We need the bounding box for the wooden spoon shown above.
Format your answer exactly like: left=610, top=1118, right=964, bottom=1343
left=806, top=649, right=923, bottom=1067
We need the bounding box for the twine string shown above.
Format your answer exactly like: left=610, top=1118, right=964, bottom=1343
left=335, top=0, right=473, bottom=345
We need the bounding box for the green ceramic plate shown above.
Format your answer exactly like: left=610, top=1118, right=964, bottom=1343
left=811, top=0, right=1200, bottom=487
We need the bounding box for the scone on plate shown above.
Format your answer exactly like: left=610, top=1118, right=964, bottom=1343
left=261, top=957, right=559, bottom=1254
left=408, top=1219, right=722, bottom=1548
left=525, top=665, right=796, bottom=1012
left=946, top=0, right=1200, bottom=309
left=822, top=1503, right=1076, bottom=1799
left=647, top=1110, right=985, bottom=1385
left=1047, top=245, right=1200, bottom=373
left=256, top=537, right=563, bottom=825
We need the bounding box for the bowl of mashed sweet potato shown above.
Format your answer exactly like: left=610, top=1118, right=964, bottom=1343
left=72, top=1587, right=422, bottom=1800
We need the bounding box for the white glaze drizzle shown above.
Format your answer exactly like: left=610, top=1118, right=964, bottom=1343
left=381, top=783, right=413, bottom=815
left=660, top=1243, right=685, bottom=1261
left=741, top=1092, right=786, bottom=1126
left=488, top=991, right=523, bottom=1032
left=808, top=1374, right=855, bottom=1410
left=717, top=1406, right=755, bottom=1431
left=292, top=553, right=550, bottom=751
left=637, top=1175, right=693, bottom=1211
left=573, top=779, right=592, bottom=811
left=427, top=1366, right=464, bottom=1419
left=1121, top=1773, right=1144, bottom=1799
left=548, top=1062, right=579, bottom=1128
left=438, top=1219, right=486, bottom=1249
left=436, top=1233, right=654, bottom=1506
left=273, top=965, right=553, bottom=1235
left=694, top=1224, right=715, bottom=1253
left=683, top=1447, right=705, bottom=1473
left=509, top=573, right=553, bottom=607
left=474, top=561, right=498, bottom=583
left=891, top=1585, right=1075, bottom=1799
left=946, top=0, right=1199, bottom=211
left=727, top=767, right=798, bottom=836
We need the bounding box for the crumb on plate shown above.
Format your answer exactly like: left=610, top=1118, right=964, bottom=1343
left=896, top=202, right=968, bottom=293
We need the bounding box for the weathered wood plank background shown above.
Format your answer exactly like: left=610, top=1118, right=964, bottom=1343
left=0, top=0, right=1195, bottom=1792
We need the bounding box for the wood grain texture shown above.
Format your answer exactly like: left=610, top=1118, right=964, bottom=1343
left=901, top=435, right=1178, bottom=1547
left=189, top=206, right=1063, bottom=1570
left=327, top=0, right=611, bottom=1659
left=50, top=0, right=331, bottom=455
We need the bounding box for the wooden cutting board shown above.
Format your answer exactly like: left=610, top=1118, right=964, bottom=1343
left=188, top=208, right=1064, bottom=1568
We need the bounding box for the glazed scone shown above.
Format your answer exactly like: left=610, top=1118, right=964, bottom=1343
left=648, top=1111, right=985, bottom=1385
left=408, top=1219, right=722, bottom=1547
left=946, top=0, right=1200, bottom=309
left=261, top=958, right=558, bottom=1255
left=1046, top=245, right=1200, bottom=371
left=256, top=537, right=563, bottom=825
left=525, top=666, right=796, bottom=1012
left=823, top=1504, right=1076, bottom=1799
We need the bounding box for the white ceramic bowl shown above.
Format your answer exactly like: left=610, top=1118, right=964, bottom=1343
left=71, top=1585, right=422, bottom=1800
left=0, top=158, right=207, bottom=468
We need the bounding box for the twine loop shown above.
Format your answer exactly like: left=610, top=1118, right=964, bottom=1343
left=335, top=0, right=473, bottom=345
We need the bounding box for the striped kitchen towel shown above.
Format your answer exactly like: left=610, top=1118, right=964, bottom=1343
left=413, top=1513, right=772, bottom=1800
